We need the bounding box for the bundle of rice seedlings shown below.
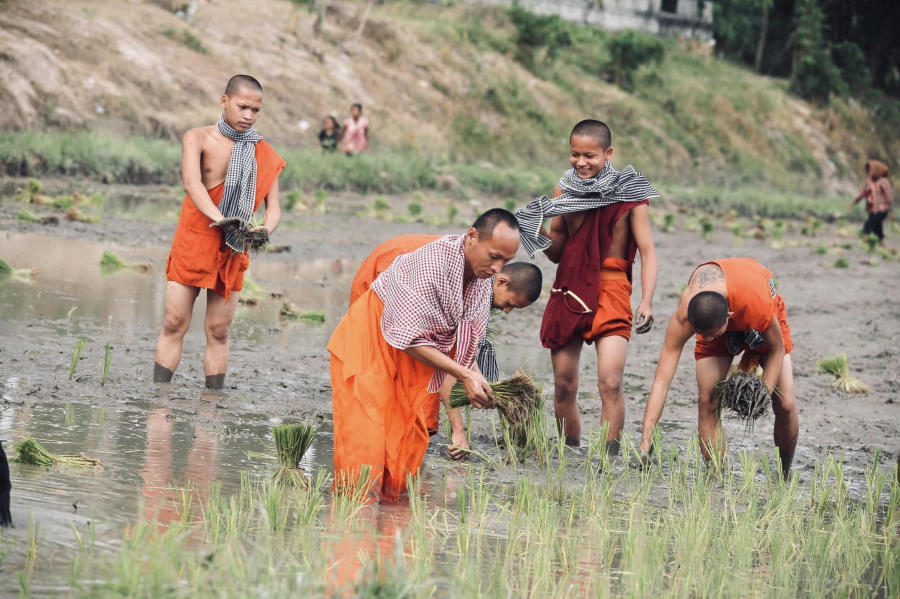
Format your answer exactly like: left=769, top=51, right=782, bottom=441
left=100, top=250, right=150, bottom=274
left=66, top=207, right=100, bottom=224
left=817, top=354, right=871, bottom=393
left=237, top=227, right=270, bottom=251
left=279, top=301, right=325, bottom=323
left=864, top=233, right=880, bottom=253
left=713, top=365, right=772, bottom=430
left=700, top=220, right=714, bottom=241
left=271, top=424, right=317, bottom=488
left=449, top=373, right=541, bottom=447
left=0, top=259, right=34, bottom=282
left=14, top=439, right=102, bottom=468
left=833, top=257, right=849, bottom=269
left=661, top=213, right=675, bottom=233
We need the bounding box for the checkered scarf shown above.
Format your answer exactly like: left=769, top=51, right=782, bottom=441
left=515, top=161, right=659, bottom=257
left=371, top=235, right=492, bottom=392
left=216, top=114, right=262, bottom=252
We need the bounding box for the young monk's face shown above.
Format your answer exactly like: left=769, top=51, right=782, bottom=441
left=465, top=223, right=519, bottom=279
left=220, top=86, right=263, bottom=132
left=569, top=135, right=613, bottom=179
left=491, top=276, right=532, bottom=313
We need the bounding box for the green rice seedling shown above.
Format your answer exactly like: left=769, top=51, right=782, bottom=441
left=279, top=301, right=323, bottom=322
left=0, top=258, right=34, bottom=282
left=864, top=233, right=879, bottom=252
left=331, top=465, right=373, bottom=520
left=299, top=311, right=325, bottom=323
left=281, top=189, right=303, bottom=212
left=833, top=257, right=849, bottom=268
left=99, top=250, right=150, bottom=274
left=100, top=343, right=112, bottom=386
left=661, top=213, right=675, bottom=233
left=772, top=220, right=785, bottom=240
left=69, top=337, right=85, bottom=380
left=17, top=209, right=38, bottom=223
left=271, top=423, right=317, bottom=488
left=373, top=197, right=389, bottom=212
left=313, top=188, right=327, bottom=212
left=814, top=244, right=827, bottom=255
left=13, top=178, right=42, bottom=203
left=408, top=202, right=423, bottom=217
left=14, top=439, right=101, bottom=468
left=817, top=354, right=871, bottom=393
left=65, top=206, right=100, bottom=224
left=449, top=373, right=540, bottom=447
left=700, top=219, right=714, bottom=241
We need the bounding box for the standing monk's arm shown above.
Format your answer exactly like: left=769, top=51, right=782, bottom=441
left=181, top=129, right=226, bottom=223
left=260, top=178, right=281, bottom=234
left=639, top=311, right=694, bottom=451
left=759, top=317, right=785, bottom=394
left=541, top=185, right=567, bottom=263
left=631, top=204, right=658, bottom=329
left=403, top=345, right=494, bottom=409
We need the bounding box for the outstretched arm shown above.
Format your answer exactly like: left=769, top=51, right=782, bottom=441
left=847, top=185, right=866, bottom=210
left=631, top=204, right=658, bottom=333
left=639, top=311, right=694, bottom=451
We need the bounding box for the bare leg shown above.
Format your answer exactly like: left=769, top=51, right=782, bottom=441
left=772, top=354, right=799, bottom=479
left=595, top=335, right=628, bottom=454
left=154, top=281, right=200, bottom=381
left=551, top=336, right=584, bottom=446
left=696, top=356, right=732, bottom=465
left=203, top=290, right=240, bottom=388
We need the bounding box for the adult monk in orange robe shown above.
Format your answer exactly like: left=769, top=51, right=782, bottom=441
left=349, top=233, right=542, bottom=459
left=639, top=258, right=799, bottom=479
left=328, top=209, right=520, bottom=503
left=154, top=74, right=285, bottom=389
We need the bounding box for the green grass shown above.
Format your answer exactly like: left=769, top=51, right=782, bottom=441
left=62, top=439, right=899, bottom=597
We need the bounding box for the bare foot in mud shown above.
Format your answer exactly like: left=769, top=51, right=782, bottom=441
left=153, top=362, right=174, bottom=383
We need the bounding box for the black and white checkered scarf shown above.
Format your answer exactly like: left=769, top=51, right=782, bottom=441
left=514, top=161, right=659, bottom=257
left=217, top=114, right=262, bottom=252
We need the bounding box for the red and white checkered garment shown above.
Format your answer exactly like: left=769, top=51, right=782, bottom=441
left=370, top=234, right=492, bottom=392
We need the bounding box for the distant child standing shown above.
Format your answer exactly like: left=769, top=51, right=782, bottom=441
left=848, top=159, right=893, bottom=243
left=318, top=116, right=340, bottom=152
left=340, top=103, right=369, bottom=155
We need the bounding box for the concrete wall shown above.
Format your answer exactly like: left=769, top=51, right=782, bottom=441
left=467, top=0, right=714, bottom=41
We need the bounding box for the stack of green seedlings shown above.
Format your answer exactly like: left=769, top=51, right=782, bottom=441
left=15, top=439, right=101, bottom=468
left=0, top=258, right=34, bottom=282
left=271, top=423, right=317, bottom=488
left=279, top=300, right=325, bottom=323
left=17, top=209, right=59, bottom=225
left=100, top=250, right=150, bottom=274
left=449, top=373, right=541, bottom=447
left=817, top=354, right=871, bottom=393
left=713, top=356, right=772, bottom=430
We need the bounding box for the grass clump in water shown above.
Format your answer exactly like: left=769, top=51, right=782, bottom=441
left=14, top=439, right=101, bottom=468
left=817, top=354, right=871, bottom=393
left=449, top=372, right=541, bottom=447
left=271, top=423, right=317, bottom=488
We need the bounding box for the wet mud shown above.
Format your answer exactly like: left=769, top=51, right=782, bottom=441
left=1, top=189, right=899, bottom=594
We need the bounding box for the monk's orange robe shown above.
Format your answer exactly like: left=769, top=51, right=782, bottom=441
left=165, top=140, right=285, bottom=300
left=694, top=257, right=794, bottom=360
left=349, top=234, right=442, bottom=433
left=328, top=289, right=433, bottom=503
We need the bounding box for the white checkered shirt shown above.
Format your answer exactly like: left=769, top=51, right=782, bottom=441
left=371, top=235, right=492, bottom=392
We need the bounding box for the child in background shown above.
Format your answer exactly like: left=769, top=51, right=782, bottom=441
left=848, top=159, right=893, bottom=244
left=340, top=103, right=369, bottom=155
left=318, top=116, right=340, bottom=152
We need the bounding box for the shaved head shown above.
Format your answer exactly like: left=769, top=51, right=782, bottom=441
left=225, top=74, right=263, bottom=97
left=570, top=119, right=612, bottom=149
left=501, top=262, right=542, bottom=303
left=471, top=208, right=519, bottom=240
left=687, top=291, right=729, bottom=332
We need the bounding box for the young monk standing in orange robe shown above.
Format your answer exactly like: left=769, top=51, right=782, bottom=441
left=328, top=210, right=520, bottom=503
left=153, top=74, right=285, bottom=389
left=349, top=233, right=542, bottom=459
left=639, top=258, right=799, bottom=479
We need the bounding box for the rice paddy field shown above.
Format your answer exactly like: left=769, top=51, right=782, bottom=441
left=0, top=184, right=899, bottom=597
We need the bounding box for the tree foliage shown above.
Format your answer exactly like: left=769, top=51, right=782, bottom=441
left=604, top=31, right=665, bottom=90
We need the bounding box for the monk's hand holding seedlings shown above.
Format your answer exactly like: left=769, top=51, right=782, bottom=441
left=459, top=369, right=495, bottom=409
left=214, top=217, right=249, bottom=234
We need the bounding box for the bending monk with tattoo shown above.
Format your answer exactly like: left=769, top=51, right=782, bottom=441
left=638, top=258, right=799, bottom=479
left=154, top=74, right=285, bottom=389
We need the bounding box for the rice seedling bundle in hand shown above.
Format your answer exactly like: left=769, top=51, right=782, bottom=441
left=14, top=439, right=101, bottom=468
left=817, top=354, right=870, bottom=393
left=713, top=366, right=772, bottom=430
left=272, top=424, right=317, bottom=488
left=237, top=227, right=270, bottom=251
left=449, top=373, right=540, bottom=446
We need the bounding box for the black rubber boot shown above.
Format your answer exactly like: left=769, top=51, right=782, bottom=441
left=205, top=373, right=226, bottom=390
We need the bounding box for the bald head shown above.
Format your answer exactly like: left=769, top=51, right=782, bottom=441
left=687, top=291, right=729, bottom=333
left=471, top=208, right=519, bottom=240
left=225, top=74, right=263, bottom=97
left=502, top=262, right=542, bottom=303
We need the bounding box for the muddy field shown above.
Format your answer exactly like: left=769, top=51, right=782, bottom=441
left=0, top=183, right=898, bottom=595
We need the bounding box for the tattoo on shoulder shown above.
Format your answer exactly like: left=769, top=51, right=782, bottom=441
left=695, top=264, right=724, bottom=289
